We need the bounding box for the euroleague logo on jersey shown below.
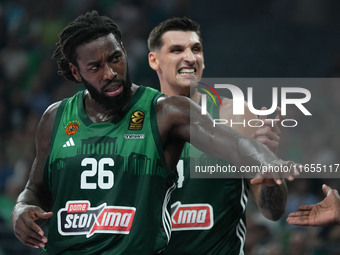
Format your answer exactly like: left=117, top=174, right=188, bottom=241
left=171, top=202, right=213, bottom=231
left=57, top=201, right=136, bottom=238
left=128, top=111, right=145, bottom=130
left=65, top=121, right=80, bottom=136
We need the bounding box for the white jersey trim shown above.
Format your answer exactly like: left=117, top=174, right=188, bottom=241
left=162, top=183, right=176, bottom=242
left=237, top=178, right=248, bottom=255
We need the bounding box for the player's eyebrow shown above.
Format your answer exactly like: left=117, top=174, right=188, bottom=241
left=169, top=44, right=184, bottom=50
left=86, top=59, right=101, bottom=67
left=86, top=50, right=122, bottom=66
left=168, top=42, right=202, bottom=50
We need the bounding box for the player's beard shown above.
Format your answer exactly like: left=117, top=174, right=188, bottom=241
left=81, top=67, right=132, bottom=111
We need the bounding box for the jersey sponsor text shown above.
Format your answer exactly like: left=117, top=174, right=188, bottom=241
left=58, top=201, right=136, bottom=238
left=171, top=202, right=213, bottom=231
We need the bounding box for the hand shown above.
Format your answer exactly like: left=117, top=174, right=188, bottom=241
left=251, top=106, right=290, bottom=185
left=249, top=160, right=301, bottom=185
left=287, top=184, right=340, bottom=226
left=253, top=106, right=282, bottom=153
left=250, top=176, right=284, bottom=186
left=11, top=203, right=53, bottom=248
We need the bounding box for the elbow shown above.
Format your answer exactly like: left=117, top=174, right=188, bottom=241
left=261, top=208, right=285, bottom=221
left=258, top=184, right=287, bottom=221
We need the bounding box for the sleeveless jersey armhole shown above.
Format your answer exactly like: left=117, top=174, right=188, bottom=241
left=43, top=99, right=68, bottom=189
left=150, top=93, right=169, bottom=170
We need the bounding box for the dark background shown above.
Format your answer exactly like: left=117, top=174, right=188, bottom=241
left=0, top=0, right=339, bottom=254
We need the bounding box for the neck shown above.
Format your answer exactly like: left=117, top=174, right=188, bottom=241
left=84, top=84, right=138, bottom=123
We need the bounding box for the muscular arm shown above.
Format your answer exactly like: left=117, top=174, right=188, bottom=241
left=11, top=101, right=60, bottom=248
left=219, top=99, right=287, bottom=221
left=157, top=96, right=296, bottom=179
left=250, top=107, right=287, bottom=221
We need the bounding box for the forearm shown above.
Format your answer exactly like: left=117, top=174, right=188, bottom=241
left=169, top=96, right=283, bottom=169
left=192, top=120, right=280, bottom=169
left=257, top=182, right=287, bottom=221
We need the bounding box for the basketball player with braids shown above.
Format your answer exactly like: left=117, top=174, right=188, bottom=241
left=148, top=17, right=289, bottom=254
left=11, top=11, right=298, bottom=254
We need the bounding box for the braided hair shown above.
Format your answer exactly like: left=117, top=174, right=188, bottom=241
left=52, top=10, right=122, bottom=82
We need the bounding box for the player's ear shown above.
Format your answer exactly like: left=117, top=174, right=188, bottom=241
left=148, top=52, right=159, bottom=71
left=202, top=54, right=205, bottom=71
left=69, top=63, right=82, bottom=82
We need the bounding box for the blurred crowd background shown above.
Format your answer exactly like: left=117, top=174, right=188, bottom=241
left=0, top=0, right=339, bottom=254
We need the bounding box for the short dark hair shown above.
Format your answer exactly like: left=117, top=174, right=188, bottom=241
left=52, top=10, right=122, bottom=82
left=147, top=17, right=201, bottom=51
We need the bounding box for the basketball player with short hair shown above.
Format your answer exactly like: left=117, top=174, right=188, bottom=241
left=148, top=17, right=289, bottom=254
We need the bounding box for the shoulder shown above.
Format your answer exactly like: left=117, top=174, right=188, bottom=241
left=157, top=95, right=193, bottom=111
left=155, top=95, right=194, bottom=129
left=40, top=101, right=62, bottom=125
left=36, top=101, right=62, bottom=148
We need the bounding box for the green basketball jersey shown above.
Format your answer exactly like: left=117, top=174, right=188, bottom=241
left=43, top=86, right=177, bottom=254
left=165, top=98, right=249, bottom=255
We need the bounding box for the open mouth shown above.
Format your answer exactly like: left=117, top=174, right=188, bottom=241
left=104, top=83, right=123, bottom=97
left=178, top=68, right=196, bottom=75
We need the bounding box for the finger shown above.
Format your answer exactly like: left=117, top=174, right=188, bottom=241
left=20, top=231, right=47, bottom=248
left=322, top=184, right=332, bottom=196
left=323, top=185, right=340, bottom=200
left=288, top=211, right=310, bottom=217
left=275, top=178, right=282, bottom=185
left=286, top=216, right=309, bottom=226
left=333, top=189, right=340, bottom=197
left=287, top=175, right=295, bottom=182
left=253, top=127, right=280, bottom=141
left=16, top=232, right=41, bottom=248
left=25, top=215, right=45, bottom=237
left=288, top=162, right=301, bottom=177
left=297, top=205, right=313, bottom=211
left=261, top=118, right=280, bottom=128
left=275, top=106, right=283, bottom=121
left=272, top=161, right=297, bottom=181
left=16, top=223, right=41, bottom=241
left=259, top=106, right=267, bottom=121
left=17, top=219, right=47, bottom=242
left=263, top=168, right=294, bottom=183
left=279, top=174, right=294, bottom=182
left=268, top=118, right=281, bottom=136
left=285, top=163, right=297, bottom=181
left=15, top=225, right=47, bottom=248
left=250, top=177, right=265, bottom=185
left=37, top=211, right=53, bottom=220
left=250, top=177, right=285, bottom=185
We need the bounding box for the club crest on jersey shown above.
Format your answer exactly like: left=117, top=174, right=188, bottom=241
left=57, top=201, right=136, bottom=238
left=171, top=202, right=213, bottom=231
left=128, top=111, right=145, bottom=130
left=65, top=121, right=80, bottom=136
